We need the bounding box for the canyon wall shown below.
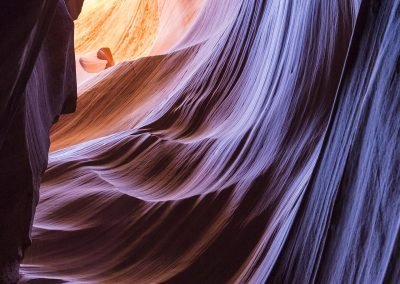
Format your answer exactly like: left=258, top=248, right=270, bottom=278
left=1, top=0, right=399, bottom=283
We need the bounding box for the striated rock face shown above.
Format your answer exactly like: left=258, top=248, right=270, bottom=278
left=0, top=0, right=82, bottom=282
left=269, top=1, right=400, bottom=282
left=1, top=0, right=399, bottom=283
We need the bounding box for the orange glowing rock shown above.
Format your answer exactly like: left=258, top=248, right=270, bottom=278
left=78, top=47, right=115, bottom=73
left=97, top=47, right=115, bottom=68
left=74, top=0, right=159, bottom=63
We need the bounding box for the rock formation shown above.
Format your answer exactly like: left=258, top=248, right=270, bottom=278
left=78, top=48, right=115, bottom=73
left=0, top=1, right=82, bottom=282
left=1, top=0, right=399, bottom=283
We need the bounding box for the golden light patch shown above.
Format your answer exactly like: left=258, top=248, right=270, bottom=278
left=74, top=0, right=159, bottom=63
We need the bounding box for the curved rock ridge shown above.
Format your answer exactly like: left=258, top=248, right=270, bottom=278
left=150, top=0, right=207, bottom=55
left=5, top=0, right=399, bottom=283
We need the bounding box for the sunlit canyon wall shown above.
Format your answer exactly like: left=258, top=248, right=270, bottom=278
left=0, top=0, right=399, bottom=283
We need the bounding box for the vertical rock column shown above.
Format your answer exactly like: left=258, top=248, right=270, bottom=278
left=0, top=1, right=83, bottom=282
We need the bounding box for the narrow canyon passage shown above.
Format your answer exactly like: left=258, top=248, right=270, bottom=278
left=0, top=0, right=399, bottom=283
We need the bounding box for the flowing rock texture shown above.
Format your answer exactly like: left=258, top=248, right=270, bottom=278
left=0, top=0, right=399, bottom=283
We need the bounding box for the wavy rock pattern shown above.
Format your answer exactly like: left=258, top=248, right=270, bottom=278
left=0, top=0, right=398, bottom=283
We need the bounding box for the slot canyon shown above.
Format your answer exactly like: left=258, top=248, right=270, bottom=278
left=0, top=0, right=399, bottom=283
